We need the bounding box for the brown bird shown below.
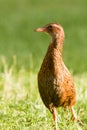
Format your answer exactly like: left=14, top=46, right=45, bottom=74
left=35, top=23, right=77, bottom=130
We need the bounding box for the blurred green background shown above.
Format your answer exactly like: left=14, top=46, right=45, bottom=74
left=0, top=0, right=87, bottom=74
left=0, top=1, right=87, bottom=130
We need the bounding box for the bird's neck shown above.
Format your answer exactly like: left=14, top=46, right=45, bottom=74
left=51, top=33, right=64, bottom=54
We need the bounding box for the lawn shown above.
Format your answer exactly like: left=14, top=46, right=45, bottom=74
left=0, top=0, right=87, bottom=130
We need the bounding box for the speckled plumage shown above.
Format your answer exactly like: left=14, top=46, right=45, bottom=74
left=35, top=23, right=77, bottom=130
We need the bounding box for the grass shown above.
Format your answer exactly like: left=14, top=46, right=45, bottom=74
left=0, top=59, right=87, bottom=130
left=0, top=0, right=87, bottom=130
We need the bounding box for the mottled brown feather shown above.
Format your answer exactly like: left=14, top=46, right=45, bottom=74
left=35, top=23, right=77, bottom=129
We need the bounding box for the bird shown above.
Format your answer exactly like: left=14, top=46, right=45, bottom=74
left=35, top=23, right=78, bottom=130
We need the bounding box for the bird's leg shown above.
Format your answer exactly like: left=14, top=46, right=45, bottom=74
left=49, top=103, right=59, bottom=130
left=52, top=107, right=60, bottom=130
left=70, top=106, right=83, bottom=125
left=71, top=106, right=77, bottom=121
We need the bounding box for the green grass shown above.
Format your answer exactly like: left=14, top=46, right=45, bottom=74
left=0, top=0, right=87, bottom=130
left=0, top=60, right=87, bottom=130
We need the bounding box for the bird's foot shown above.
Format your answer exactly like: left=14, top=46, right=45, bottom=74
left=77, top=119, right=84, bottom=126
left=54, top=127, right=60, bottom=130
left=72, top=116, right=84, bottom=126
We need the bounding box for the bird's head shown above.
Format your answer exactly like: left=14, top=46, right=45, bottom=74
left=35, top=23, right=65, bottom=40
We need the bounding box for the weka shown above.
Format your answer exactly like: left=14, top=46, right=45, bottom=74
left=35, top=23, right=77, bottom=130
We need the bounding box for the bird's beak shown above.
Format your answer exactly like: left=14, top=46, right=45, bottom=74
left=34, top=27, right=46, bottom=32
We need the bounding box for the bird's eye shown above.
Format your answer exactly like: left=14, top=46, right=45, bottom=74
left=48, top=26, right=52, bottom=30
